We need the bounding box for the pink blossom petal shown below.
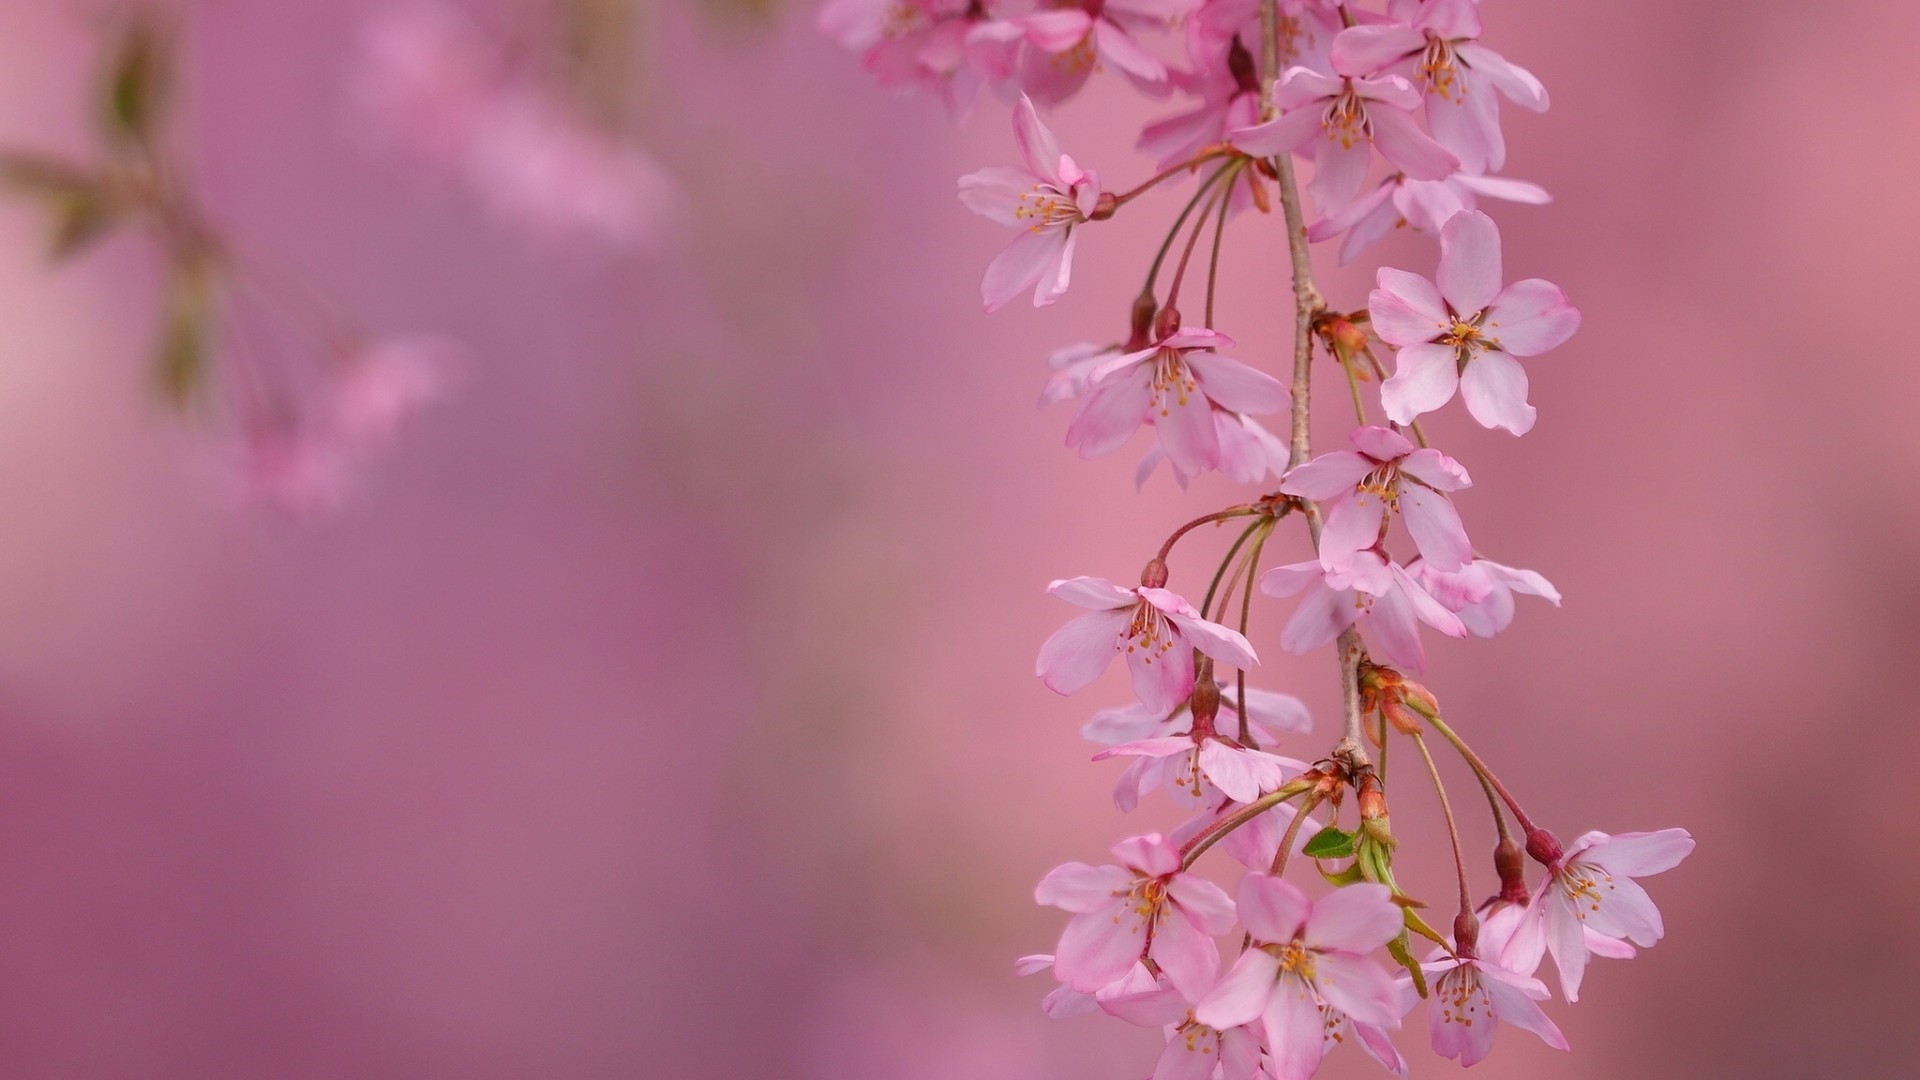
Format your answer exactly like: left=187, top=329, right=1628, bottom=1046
left=1428, top=965, right=1499, bottom=1065
left=1381, top=342, right=1461, bottom=424
left=1093, top=19, right=1168, bottom=88
left=1037, top=608, right=1130, bottom=695
left=1093, top=736, right=1192, bottom=763
left=1150, top=903, right=1222, bottom=1000
left=1369, top=270, right=1448, bottom=345
left=1485, top=559, right=1561, bottom=603
left=982, top=228, right=1066, bottom=312
left=1036, top=862, right=1135, bottom=911
left=1034, top=226, right=1079, bottom=307
left=1426, top=78, right=1503, bottom=173
left=1185, top=353, right=1290, bottom=415
left=1308, top=138, right=1372, bottom=215
left=1485, top=278, right=1581, bottom=356
left=1273, top=66, right=1343, bottom=109
left=1278, top=578, right=1358, bottom=654
left=1455, top=173, right=1551, bottom=204
left=1057, top=905, right=1149, bottom=992
left=1114, top=833, right=1183, bottom=877
left=1458, top=348, right=1536, bottom=434
left=1360, top=586, right=1429, bottom=672
left=1305, top=882, right=1403, bottom=954
left=1154, top=1029, right=1222, bottom=1080
left=1154, top=379, right=1221, bottom=476
left=1329, top=25, right=1424, bottom=76
left=1195, top=949, right=1281, bottom=1031
left=1238, top=874, right=1313, bottom=943
left=1349, top=424, right=1416, bottom=461
left=1280, top=451, right=1374, bottom=501
left=1543, top=899, right=1589, bottom=1001
left=958, top=165, right=1042, bottom=226
left=1230, top=686, right=1313, bottom=734
left=1127, top=628, right=1196, bottom=714
left=1168, top=874, right=1239, bottom=935
left=1480, top=965, right=1569, bottom=1051
left=1437, top=210, right=1502, bottom=315
left=1022, top=13, right=1095, bottom=58
left=1458, top=42, right=1548, bottom=110
left=1229, top=106, right=1323, bottom=158
left=1067, top=368, right=1154, bottom=457
left=1586, top=828, right=1695, bottom=877
left=1261, top=977, right=1329, bottom=1080
left=1167, top=612, right=1259, bottom=673
left=1312, top=951, right=1403, bottom=1031
left=1368, top=106, right=1459, bottom=181
left=1319, top=492, right=1386, bottom=574
left=1397, top=446, right=1472, bottom=490
left=1399, top=484, right=1472, bottom=571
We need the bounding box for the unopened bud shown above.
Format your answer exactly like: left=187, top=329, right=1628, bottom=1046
left=1320, top=311, right=1371, bottom=366
left=1140, top=558, right=1169, bottom=589
left=1357, top=776, right=1394, bottom=848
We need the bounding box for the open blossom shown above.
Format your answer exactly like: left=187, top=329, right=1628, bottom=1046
left=1016, top=953, right=1101, bottom=1018
left=1412, top=557, right=1560, bottom=637
left=1231, top=66, right=1457, bottom=214
left=1506, top=829, right=1695, bottom=1002
left=1035, top=834, right=1238, bottom=999
left=1280, top=425, right=1473, bottom=579
left=1372, top=209, right=1580, bottom=434
left=1038, top=577, right=1259, bottom=713
left=1308, top=168, right=1549, bottom=264
left=1413, top=953, right=1567, bottom=1066
left=1330, top=0, right=1549, bottom=173
left=1097, top=732, right=1307, bottom=810
left=1067, top=327, right=1289, bottom=479
left=1261, top=555, right=1464, bottom=673
left=820, top=0, right=987, bottom=104
left=330, top=335, right=458, bottom=444
left=959, top=95, right=1104, bottom=311
left=1005, top=0, right=1198, bottom=105
left=1196, top=878, right=1407, bottom=1080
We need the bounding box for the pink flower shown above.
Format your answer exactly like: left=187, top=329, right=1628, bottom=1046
left=1154, top=1013, right=1265, bottom=1080
left=462, top=90, right=674, bottom=246
left=1038, top=341, right=1123, bottom=407
left=330, top=335, right=458, bottom=445
left=1009, top=0, right=1198, bottom=105
left=1035, top=834, right=1239, bottom=999
left=1260, top=555, right=1465, bottom=674
left=958, top=95, right=1104, bottom=311
left=1097, top=734, right=1308, bottom=811
left=1411, top=557, right=1560, bottom=637
left=1279, top=425, right=1474, bottom=579
left=1067, top=327, right=1289, bottom=479
left=1082, top=681, right=1311, bottom=747
left=1015, top=953, right=1101, bottom=1018
left=1038, top=577, right=1259, bottom=713
left=1506, top=829, right=1695, bottom=1002
left=820, top=0, right=987, bottom=105
left=219, top=427, right=352, bottom=518
left=1307, top=169, right=1550, bottom=264
left=1372, top=210, right=1581, bottom=434
left=1231, top=67, right=1458, bottom=213
left=1194, top=878, right=1406, bottom=1080
left=1330, top=0, right=1549, bottom=174
left=1414, top=954, right=1567, bottom=1066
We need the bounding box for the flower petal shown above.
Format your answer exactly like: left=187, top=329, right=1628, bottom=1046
left=1037, top=609, right=1130, bottom=695
left=1459, top=348, right=1536, bottom=435
left=1381, top=342, right=1460, bottom=424
left=1437, top=210, right=1502, bottom=315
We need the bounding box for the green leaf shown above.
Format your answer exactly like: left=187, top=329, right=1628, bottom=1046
left=1386, top=930, right=1427, bottom=998
left=1302, top=827, right=1356, bottom=860
left=102, top=14, right=172, bottom=146
left=47, top=191, right=120, bottom=262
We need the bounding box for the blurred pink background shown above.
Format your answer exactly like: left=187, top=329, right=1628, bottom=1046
left=0, top=0, right=1912, bottom=1076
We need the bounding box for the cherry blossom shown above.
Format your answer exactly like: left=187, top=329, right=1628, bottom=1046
left=1330, top=0, right=1549, bottom=173
left=1279, top=425, right=1473, bottom=579
left=1009, top=0, right=1199, bottom=105
left=1231, top=66, right=1458, bottom=213
left=1411, top=557, right=1561, bottom=637
left=1372, top=209, right=1580, bottom=434
left=1194, top=878, right=1406, bottom=1080
left=1035, top=833, right=1239, bottom=999
left=959, top=95, right=1105, bottom=311
left=1307, top=169, right=1550, bottom=264
left=1067, top=326, right=1289, bottom=479
left=1261, top=555, right=1465, bottom=673
left=1507, top=829, right=1696, bottom=1001
left=1038, top=576, right=1259, bottom=713
left=1414, top=954, right=1567, bottom=1066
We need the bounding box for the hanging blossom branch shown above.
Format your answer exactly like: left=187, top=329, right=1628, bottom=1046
left=0, top=8, right=456, bottom=515
left=826, top=0, right=1692, bottom=1075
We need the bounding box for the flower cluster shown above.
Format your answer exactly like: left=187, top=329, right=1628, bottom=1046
left=830, top=0, right=1694, bottom=1075
left=0, top=10, right=456, bottom=515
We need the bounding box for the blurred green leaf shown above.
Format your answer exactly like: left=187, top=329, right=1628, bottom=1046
left=1302, top=827, right=1356, bottom=860
left=47, top=190, right=120, bottom=261
left=154, top=266, right=215, bottom=407
left=102, top=12, right=173, bottom=147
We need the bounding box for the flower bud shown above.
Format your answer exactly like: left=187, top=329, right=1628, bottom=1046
left=1357, top=774, right=1395, bottom=850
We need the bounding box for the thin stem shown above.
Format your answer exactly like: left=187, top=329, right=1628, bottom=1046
left=1201, top=519, right=1265, bottom=620
left=1412, top=732, right=1473, bottom=919
left=1204, top=165, right=1239, bottom=328
left=1426, top=713, right=1539, bottom=835
left=1469, top=762, right=1513, bottom=847
left=1181, top=779, right=1314, bottom=868
left=1342, top=352, right=1369, bottom=426
left=1165, top=171, right=1235, bottom=309
left=1112, top=147, right=1234, bottom=207
left=1267, top=792, right=1321, bottom=879
left=1144, top=165, right=1233, bottom=296
left=1158, top=506, right=1260, bottom=565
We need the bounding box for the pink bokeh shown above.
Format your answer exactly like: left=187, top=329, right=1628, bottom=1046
left=0, top=1, right=1912, bottom=1076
